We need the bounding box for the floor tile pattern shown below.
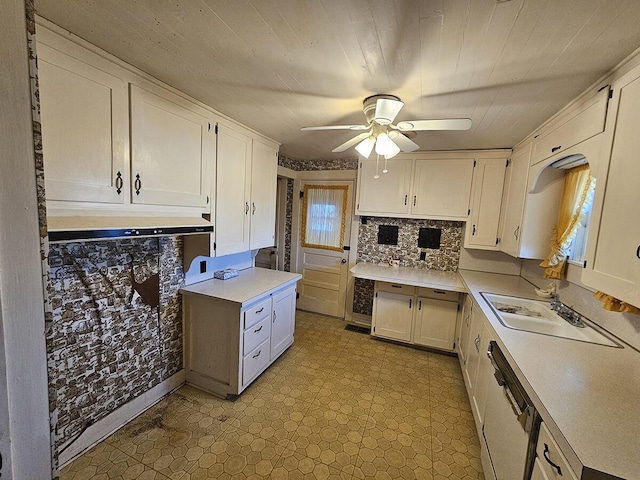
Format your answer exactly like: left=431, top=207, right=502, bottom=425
left=61, top=312, right=484, bottom=479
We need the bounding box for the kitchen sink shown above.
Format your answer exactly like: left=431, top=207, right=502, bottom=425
left=481, top=293, right=620, bottom=347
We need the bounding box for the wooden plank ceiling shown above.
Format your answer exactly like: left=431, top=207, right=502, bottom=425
left=35, top=0, right=640, bottom=161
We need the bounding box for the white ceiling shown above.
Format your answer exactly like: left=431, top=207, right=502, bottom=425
left=35, top=0, right=640, bottom=161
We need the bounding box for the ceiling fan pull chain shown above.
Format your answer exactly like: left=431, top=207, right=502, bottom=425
left=383, top=156, right=389, bottom=174
left=374, top=155, right=380, bottom=179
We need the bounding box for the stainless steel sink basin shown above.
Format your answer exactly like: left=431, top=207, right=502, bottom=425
left=481, top=293, right=620, bottom=347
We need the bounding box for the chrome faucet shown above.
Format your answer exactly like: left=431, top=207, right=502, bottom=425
left=550, top=293, right=586, bottom=328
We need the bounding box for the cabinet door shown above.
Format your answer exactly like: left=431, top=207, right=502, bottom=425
left=271, top=287, right=296, bottom=360
left=372, top=291, right=414, bottom=342
left=465, top=158, right=506, bottom=249
left=499, top=143, right=531, bottom=257
left=411, top=159, right=474, bottom=218
left=471, top=322, right=494, bottom=428
left=130, top=84, right=212, bottom=208
left=356, top=158, right=413, bottom=215
left=38, top=43, right=127, bottom=204
left=250, top=140, right=277, bottom=250
left=413, top=297, right=458, bottom=350
left=458, top=295, right=473, bottom=366
left=463, top=306, right=484, bottom=394
left=216, top=124, right=252, bottom=256
left=582, top=68, right=640, bottom=308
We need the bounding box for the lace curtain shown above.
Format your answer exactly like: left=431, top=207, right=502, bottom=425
left=300, top=185, right=348, bottom=252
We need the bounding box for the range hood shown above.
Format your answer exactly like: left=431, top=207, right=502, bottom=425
left=47, top=216, right=213, bottom=243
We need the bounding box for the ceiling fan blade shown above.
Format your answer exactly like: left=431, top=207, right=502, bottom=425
left=396, top=118, right=472, bottom=131
left=332, top=132, right=370, bottom=152
left=301, top=124, right=369, bottom=131
left=375, top=98, right=404, bottom=125
left=388, top=131, right=420, bottom=152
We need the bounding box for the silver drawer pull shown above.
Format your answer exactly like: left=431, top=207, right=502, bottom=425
left=252, top=350, right=261, bottom=359
left=255, top=307, right=264, bottom=314
left=254, top=325, right=263, bottom=333
left=273, top=311, right=277, bottom=323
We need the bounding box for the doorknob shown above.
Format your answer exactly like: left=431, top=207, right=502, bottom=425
left=341, top=258, right=347, bottom=264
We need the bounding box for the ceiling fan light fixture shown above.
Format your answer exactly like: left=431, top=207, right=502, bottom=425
left=355, top=136, right=375, bottom=158
left=375, top=132, right=400, bottom=157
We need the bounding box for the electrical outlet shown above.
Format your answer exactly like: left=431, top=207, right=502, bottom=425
left=199, top=260, right=207, bottom=274
left=420, top=251, right=427, bottom=261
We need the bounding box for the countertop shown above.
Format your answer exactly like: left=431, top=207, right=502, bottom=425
left=458, top=269, right=640, bottom=480
left=180, top=268, right=302, bottom=306
left=350, top=262, right=466, bottom=292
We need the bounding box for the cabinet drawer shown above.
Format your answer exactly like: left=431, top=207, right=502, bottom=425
left=531, top=87, right=609, bottom=165
left=243, top=316, right=271, bottom=355
left=376, top=282, right=416, bottom=295
left=242, top=339, right=270, bottom=386
left=536, top=422, right=578, bottom=480
left=418, top=288, right=460, bottom=303
left=244, top=297, right=271, bottom=329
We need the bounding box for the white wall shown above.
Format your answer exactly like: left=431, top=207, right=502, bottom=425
left=0, top=0, right=53, bottom=477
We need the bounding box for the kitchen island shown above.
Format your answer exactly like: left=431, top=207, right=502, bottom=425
left=180, top=268, right=301, bottom=398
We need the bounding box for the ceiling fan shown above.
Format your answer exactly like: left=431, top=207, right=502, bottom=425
left=301, top=94, right=472, bottom=172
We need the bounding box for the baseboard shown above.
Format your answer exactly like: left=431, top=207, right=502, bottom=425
left=349, top=313, right=372, bottom=327
left=59, top=369, right=186, bottom=467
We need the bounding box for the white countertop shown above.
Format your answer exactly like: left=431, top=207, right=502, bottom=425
left=458, top=269, right=640, bottom=480
left=350, top=262, right=466, bottom=292
left=180, top=268, right=302, bottom=306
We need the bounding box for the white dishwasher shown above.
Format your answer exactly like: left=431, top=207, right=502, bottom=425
left=483, top=341, right=541, bottom=480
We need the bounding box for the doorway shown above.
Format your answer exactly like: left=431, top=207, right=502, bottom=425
left=295, top=180, right=354, bottom=318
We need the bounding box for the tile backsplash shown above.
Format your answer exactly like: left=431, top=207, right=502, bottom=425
left=357, top=217, right=463, bottom=270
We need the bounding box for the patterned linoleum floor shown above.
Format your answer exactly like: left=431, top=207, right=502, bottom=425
left=61, top=311, right=484, bottom=480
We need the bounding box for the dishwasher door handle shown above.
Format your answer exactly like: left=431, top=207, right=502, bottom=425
left=488, top=349, right=524, bottom=417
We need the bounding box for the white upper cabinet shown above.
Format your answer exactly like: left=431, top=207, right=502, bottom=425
left=356, top=157, right=413, bottom=216
left=38, top=40, right=128, bottom=205
left=582, top=65, right=640, bottom=308
left=215, top=124, right=252, bottom=256
left=355, top=151, right=503, bottom=221
left=465, top=158, right=507, bottom=250
left=530, top=86, right=610, bottom=165
left=215, top=123, right=278, bottom=256
left=412, top=159, right=474, bottom=219
left=249, top=139, right=278, bottom=250
left=130, top=84, right=213, bottom=209
left=499, top=142, right=531, bottom=257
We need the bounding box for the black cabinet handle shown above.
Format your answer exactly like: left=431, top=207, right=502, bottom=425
left=413, top=195, right=417, bottom=206
left=636, top=245, right=640, bottom=259
left=409, top=298, right=412, bottom=309
left=115, top=171, right=123, bottom=194
left=432, top=290, right=447, bottom=295
left=551, top=145, right=562, bottom=153
left=255, top=307, right=264, bottom=314
left=245, top=202, right=249, bottom=214
left=472, top=224, right=476, bottom=236
left=134, top=174, right=142, bottom=195
left=391, top=284, right=402, bottom=289
left=252, top=350, right=261, bottom=359
left=418, top=300, right=422, bottom=310
left=254, top=325, right=263, bottom=333
left=543, top=443, right=563, bottom=476
left=404, top=195, right=408, bottom=205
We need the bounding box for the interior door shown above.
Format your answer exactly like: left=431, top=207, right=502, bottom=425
left=296, top=181, right=353, bottom=318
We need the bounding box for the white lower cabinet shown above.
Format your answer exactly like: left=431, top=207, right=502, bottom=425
left=535, top=422, right=578, bottom=480
left=183, top=283, right=296, bottom=397
left=371, top=282, right=460, bottom=351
